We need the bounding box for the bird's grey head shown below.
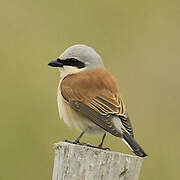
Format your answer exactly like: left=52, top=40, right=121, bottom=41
left=48, top=44, right=104, bottom=77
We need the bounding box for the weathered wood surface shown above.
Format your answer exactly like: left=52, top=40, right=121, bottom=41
left=52, top=142, right=143, bottom=180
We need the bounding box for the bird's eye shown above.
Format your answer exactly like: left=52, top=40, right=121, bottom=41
left=69, top=58, right=77, bottom=62
left=65, top=58, right=85, bottom=68
left=57, top=58, right=61, bottom=62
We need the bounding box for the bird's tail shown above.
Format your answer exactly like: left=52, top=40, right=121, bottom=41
left=122, top=131, right=147, bottom=157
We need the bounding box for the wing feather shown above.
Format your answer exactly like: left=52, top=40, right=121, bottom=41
left=61, top=68, right=134, bottom=137
left=70, top=101, right=121, bottom=137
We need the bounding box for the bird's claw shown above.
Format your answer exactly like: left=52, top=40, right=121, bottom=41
left=85, top=144, right=110, bottom=151
left=64, top=140, right=87, bottom=146
left=64, top=140, right=110, bottom=151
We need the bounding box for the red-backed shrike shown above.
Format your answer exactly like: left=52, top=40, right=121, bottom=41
left=48, top=44, right=147, bottom=157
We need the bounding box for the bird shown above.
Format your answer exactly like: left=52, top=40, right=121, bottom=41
left=48, top=44, right=147, bottom=157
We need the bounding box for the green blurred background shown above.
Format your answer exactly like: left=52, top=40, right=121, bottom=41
left=1, top=0, right=180, bottom=179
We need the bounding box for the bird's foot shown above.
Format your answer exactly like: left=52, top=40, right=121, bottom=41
left=64, top=140, right=110, bottom=150
left=85, top=144, right=110, bottom=151
left=64, top=140, right=74, bottom=144
left=64, top=140, right=87, bottom=146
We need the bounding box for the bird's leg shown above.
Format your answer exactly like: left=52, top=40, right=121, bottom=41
left=97, top=133, right=110, bottom=150
left=73, top=129, right=87, bottom=144
left=65, top=130, right=110, bottom=150
left=98, top=133, right=106, bottom=148
left=84, top=133, right=110, bottom=151
left=64, top=128, right=89, bottom=146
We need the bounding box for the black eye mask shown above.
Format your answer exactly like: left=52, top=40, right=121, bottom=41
left=57, top=58, right=85, bottom=68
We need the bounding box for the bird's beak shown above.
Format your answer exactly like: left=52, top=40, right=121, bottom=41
left=48, top=59, right=63, bottom=67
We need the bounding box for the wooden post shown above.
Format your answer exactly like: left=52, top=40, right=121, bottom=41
left=52, top=142, right=143, bottom=180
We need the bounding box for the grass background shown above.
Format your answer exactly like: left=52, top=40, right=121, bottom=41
left=0, top=0, right=180, bottom=179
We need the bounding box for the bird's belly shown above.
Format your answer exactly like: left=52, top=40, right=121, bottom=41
left=57, top=89, right=104, bottom=134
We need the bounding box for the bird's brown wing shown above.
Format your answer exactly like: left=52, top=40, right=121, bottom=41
left=61, top=68, right=134, bottom=137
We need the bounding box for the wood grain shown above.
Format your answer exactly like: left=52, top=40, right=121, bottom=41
left=52, top=142, right=143, bottom=180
